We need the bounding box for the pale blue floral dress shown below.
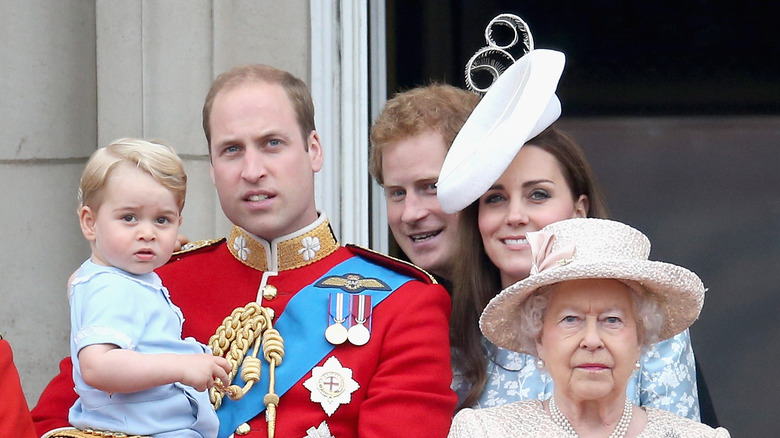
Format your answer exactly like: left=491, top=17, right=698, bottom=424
left=452, top=329, right=700, bottom=420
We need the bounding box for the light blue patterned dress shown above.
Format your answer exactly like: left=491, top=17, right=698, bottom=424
left=452, top=329, right=700, bottom=420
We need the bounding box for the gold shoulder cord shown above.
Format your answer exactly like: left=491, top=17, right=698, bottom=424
left=42, top=303, right=284, bottom=438
left=209, top=302, right=285, bottom=438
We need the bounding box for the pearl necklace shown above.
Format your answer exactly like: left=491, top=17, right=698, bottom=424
left=549, top=396, right=633, bottom=438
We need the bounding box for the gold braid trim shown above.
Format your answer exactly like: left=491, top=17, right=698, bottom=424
left=227, top=218, right=339, bottom=272
left=209, top=302, right=284, bottom=438
left=43, top=428, right=149, bottom=438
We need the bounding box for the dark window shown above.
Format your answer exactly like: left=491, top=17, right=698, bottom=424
left=389, top=0, right=780, bottom=115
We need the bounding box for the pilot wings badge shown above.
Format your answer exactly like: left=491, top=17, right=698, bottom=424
left=315, top=273, right=390, bottom=293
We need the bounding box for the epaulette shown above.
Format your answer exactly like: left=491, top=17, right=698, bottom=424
left=345, top=244, right=437, bottom=285
left=172, top=238, right=225, bottom=257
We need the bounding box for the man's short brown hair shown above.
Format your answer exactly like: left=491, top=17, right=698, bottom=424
left=202, top=64, right=316, bottom=150
left=369, top=84, right=479, bottom=185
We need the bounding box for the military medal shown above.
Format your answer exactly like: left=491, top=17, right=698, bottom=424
left=325, top=293, right=349, bottom=345
left=303, top=356, right=360, bottom=416
left=347, top=294, right=371, bottom=346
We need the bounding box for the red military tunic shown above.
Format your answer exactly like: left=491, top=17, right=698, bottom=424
left=1, top=338, right=36, bottom=438
left=33, top=216, right=456, bottom=438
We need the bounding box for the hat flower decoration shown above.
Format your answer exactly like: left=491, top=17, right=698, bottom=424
left=527, top=230, right=575, bottom=276
left=438, top=13, right=566, bottom=214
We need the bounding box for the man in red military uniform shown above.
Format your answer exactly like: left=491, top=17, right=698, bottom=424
left=32, top=64, right=456, bottom=438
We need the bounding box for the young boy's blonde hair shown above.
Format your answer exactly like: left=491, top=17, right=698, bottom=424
left=78, top=138, right=187, bottom=212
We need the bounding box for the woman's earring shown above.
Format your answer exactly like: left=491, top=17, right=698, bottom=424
left=634, top=360, right=641, bottom=370
left=536, top=358, right=545, bottom=370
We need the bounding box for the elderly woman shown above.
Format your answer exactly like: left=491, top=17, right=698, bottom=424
left=448, top=218, right=730, bottom=437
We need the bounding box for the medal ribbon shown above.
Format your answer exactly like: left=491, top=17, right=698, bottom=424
left=216, top=255, right=413, bottom=438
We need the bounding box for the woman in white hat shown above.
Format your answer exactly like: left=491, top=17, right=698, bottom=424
left=448, top=218, right=729, bottom=437
left=439, top=47, right=702, bottom=418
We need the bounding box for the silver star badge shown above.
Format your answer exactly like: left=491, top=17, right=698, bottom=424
left=303, top=356, right=360, bottom=416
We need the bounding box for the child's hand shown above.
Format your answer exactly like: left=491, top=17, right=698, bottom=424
left=179, top=354, right=231, bottom=392
left=78, top=347, right=233, bottom=393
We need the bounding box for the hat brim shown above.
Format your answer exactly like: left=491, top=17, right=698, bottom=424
left=438, top=49, right=565, bottom=214
left=479, top=259, right=705, bottom=354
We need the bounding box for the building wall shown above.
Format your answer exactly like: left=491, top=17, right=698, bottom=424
left=0, top=0, right=311, bottom=406
left=1, top=0, right=98, bottom=406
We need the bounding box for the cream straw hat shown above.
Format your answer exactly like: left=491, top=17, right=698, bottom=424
left=480, top=218, right=706, bottom=354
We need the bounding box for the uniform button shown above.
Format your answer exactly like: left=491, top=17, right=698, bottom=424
left=262, top=284, right=278, bottom=300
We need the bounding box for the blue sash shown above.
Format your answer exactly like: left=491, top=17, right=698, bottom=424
left=217, top=255, right=413, bottom=437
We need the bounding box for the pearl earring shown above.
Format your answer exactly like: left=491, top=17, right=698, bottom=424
left=536, top=358, right=545, bottom=369
left=634, top=360, right=641, bottom=370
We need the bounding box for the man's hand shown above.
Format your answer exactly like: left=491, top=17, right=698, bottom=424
left=174, top=234, right=191, bottom=252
